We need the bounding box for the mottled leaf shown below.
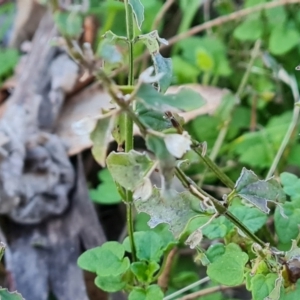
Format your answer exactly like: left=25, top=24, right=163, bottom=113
left=235, top=168, right=286, bottom=214
left=135, top=188, right=200, bottom=237
left=106, top=150, right=153, bottom=191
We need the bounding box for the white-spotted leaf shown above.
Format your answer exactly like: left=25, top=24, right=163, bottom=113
left=135, top=188, right=200, bottom=237
left=235, top=168, right=286, bottom=214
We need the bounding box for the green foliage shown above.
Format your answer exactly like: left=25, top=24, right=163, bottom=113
left=0, top=289, right=25, bottom=300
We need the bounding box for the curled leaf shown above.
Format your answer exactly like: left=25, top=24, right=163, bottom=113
left=133, top=177, right=153, bottom=201
left=164, top=132, right=192, bottom=158
left=185, top=228, right=203, bottom=249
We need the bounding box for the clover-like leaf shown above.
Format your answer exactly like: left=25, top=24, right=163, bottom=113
left=135, top=188, right=200, bottom=237
left=77, top=241, right=130, bottom=276
left=123, top=231, right=163, bottom=262
left=131, top=261, right=160, bottom=283
left=95, top=274, right=127, bottom=293
left=235, top=168, right=286, bottom=214
left=91, top=114, right=116, bottom=167
left=129, top=285, right=164, bottom=300
left=106, top=150, right=153, bottom=191
left=207, top=243, right=249, bottom=286
left=136, top=83, right=206, bottom=113
left=128, top=0, right=144, bottom=30
left=251, top=273, right=278, bottom=300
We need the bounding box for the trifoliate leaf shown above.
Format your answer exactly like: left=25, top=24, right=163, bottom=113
left=128, top=0, right=144, bottom=30
left=207, top=243, right=248, bottom=286
left=135, top=188, right=200, bottom=237
left=106, top=150, right=153, bottom=191
left=235, top=168, right=286, bottom=214
left=91, top=114, right=116, bottom=167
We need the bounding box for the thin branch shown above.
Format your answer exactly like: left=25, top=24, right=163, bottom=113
left=163, top=277, right=210, bottom=300
left=158, top=247, right=178, bottom=292
left=180, top=284, right=244, bottom=300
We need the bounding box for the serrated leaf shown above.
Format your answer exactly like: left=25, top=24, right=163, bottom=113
left=0, top=288, right=24, bottom=300
left=131, top=261, right=160, bottom=283
left=135, top=188, right=200, bottom=237
left=251, top=273, right=278, bottom=300
left=91, top=115, right=115, bottom=167
left=235, top=168, right=286, bottom=214
left=77, top=241, right=129, bottom=276
left=123, top=231, right=163, bottom=262
left=136, top=83, right=206, bottom=112
left=54, top=11, right=83, bottom=38
left=95, top=274, right=126, bottom=292
left=207, top=243, right=248, bottom=286
left=129, top=0, right=144, bottom=30
left=106, top=150, right=153, bottom=191
left=129, top=285, right=164, bottom=300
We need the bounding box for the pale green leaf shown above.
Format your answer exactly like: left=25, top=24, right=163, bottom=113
left=90, top=115, right=115, bottom=167
left=106, top=150, right=153, bottom=191
left=0, top=289, right=24, bottom=300
left=129, top=285, right=164, bottom=300
left=129, top=0, right=145, bottom=30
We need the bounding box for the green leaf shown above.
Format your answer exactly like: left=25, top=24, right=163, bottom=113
left=215, top=92, right=238, bottom=123
left=89, top=169, right=121, bottom=204
left=136, top=103, right=172, bottom=131
left=77, top=241, right=130, bottom=276
left=233, top=16, right=263, bottom=41
left=129, top=0, right=145, bottom=30
left=123, top=231, right=163, bottom=262
left=274, top=200, right=300, bottom=244
left=207, top=243, right=248, bottom=286
left=106, top=150, right=153, bottom=191
left=269, top=23, right=300, bottom=55
left=0, top=289, right=24, bottom=300
left=131, top=261, right=160, bottom=283
left=229, top=202, right=267, bottom=233
left=95, top=274, right=127, bottom=292
left=235, top=168, right=286, bottom=214
left=129, top=285, right=164, bottom=300
left=90, top=115, right=116, bottom=167
left=251, top=273, right=278, bottom=300
left=136, top=83, right=206, bottom=112
left=206, top=243, right=226, bottom=263
left=54, top=11, right=83, bottom=38
left=0, top=48, right=19, bottom=80
left=135, top=188, right=200, bottom=237
left=280, top=172, right=300, bottom=200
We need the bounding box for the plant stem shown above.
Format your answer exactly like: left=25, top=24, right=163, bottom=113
left=174, top=167, right=266, bottom=247
left=124, top=0, right=136, bottom=262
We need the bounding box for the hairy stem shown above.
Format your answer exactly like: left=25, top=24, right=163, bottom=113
left=124, top=0, right=136, bottom=262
